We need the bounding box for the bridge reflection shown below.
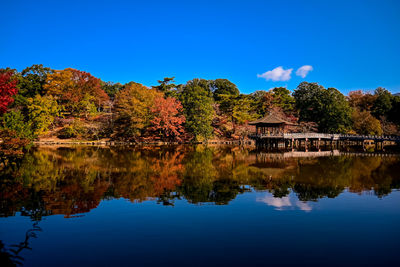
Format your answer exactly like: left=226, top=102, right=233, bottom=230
left=0, top=146, right=399, bottom=219
left=252, top=133, right=400, bottom=150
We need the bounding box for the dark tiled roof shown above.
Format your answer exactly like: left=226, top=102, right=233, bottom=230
left=249, top=114, right=294, bottom=125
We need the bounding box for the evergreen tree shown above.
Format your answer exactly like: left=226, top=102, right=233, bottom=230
left=293, top=82, right=352, bottom=133
left=180, top=79, right=214, bottom=141
left=372, top=87, right=393, bottom=118
left=210, top=79, right=239, bottom=101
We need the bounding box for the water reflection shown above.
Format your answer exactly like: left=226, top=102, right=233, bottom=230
left=0, top=220, right=41, bottom=266
left=0, top=146, right=399, bottom=219
left=257, top=193, right=313, bottom=212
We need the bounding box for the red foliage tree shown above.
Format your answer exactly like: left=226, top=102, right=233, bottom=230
left=148, top=96, right=186, bottom=142
left=0, top=71, right=18, bottom=114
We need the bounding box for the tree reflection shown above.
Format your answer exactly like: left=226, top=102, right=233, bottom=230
left=0, top=146, right=400, bottom=219
left=0, top=212, right=42, bottom=266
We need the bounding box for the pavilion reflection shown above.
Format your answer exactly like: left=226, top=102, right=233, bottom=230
left=0, top=146, right=399, bottom=219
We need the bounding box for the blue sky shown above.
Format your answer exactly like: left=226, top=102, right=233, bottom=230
left=1, top=0, right=400, bottom=94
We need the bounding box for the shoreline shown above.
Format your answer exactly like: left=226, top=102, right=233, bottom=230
left=33, top=140, right=256, bottom=146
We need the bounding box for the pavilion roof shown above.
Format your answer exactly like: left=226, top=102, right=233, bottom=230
left=249, top=114, right=295, bottom=125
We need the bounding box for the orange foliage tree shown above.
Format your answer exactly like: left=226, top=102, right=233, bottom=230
left=348, top=90, right=376, bottom=112
left=44, top=68, right=109, bottom=113
left=148, top=96, right=186, bottom=142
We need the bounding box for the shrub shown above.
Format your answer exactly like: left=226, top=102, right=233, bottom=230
left=1, top=110, right=35, bottom=139
left=57, top=119, right=86, bottom=139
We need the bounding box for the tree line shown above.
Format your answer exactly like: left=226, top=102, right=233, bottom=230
left=2, top=146, right=399, bottom=219
left=0, top=64, right=399, bottom=146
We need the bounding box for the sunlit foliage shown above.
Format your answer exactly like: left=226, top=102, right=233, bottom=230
left=44, top=68, right=109, bottom=113
left=0, top=64, right=399, bottom=143
left=180, top=79, right=214, bottom=141
left=0, top=70, right=18, bottom=114
left=27, top=95, right=60, bottom=135
left=114, top=83, right=163, bottom=139
left=148, top=95, right=186, bottom=142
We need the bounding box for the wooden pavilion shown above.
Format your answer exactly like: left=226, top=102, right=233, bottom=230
left=249, top=114, right=295, bottom=135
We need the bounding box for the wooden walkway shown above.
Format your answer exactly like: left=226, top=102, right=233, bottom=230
left=253, top=133, right=400, bottom=142
left=255, top=150, right=399, bottom=159
left=250, top=133, right=400, bottom=150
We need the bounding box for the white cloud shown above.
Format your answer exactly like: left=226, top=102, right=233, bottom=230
left=296, top=65, right=313, bottom=78
left=257, top=66, right=293, bottom=82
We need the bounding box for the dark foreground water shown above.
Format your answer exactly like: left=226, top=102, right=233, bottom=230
left=1, top=146, right=400, bottom=266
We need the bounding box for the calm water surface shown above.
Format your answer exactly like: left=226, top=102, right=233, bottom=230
left=1, top=146, right=400, bottom=266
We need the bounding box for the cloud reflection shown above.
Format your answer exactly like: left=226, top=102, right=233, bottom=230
left=257, top=193, right=312, bottom=212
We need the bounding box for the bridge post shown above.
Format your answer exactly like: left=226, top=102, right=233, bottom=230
left=375, top=141, right=381, bottom=151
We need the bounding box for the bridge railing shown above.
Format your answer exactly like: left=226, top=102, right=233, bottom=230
left=340, top=134, right=400, bottom=140
left=283, top=133, right=340, bottom=139
left=253, top=133, right=284, bottom=138
left=250, top=133, right=400, bottom=141
left=251, top=133, right=339, bottom=139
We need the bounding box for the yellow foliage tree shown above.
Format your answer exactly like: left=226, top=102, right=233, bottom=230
left=27, top=95, right=60, bottom=135
left=352, top=110, right=383, bottom=135
left=114, top=83, right=163, bottom=138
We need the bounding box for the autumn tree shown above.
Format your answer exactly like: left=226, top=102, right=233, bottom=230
left=114, top=83, right=162, bottom=139
left=352, top=110, right=383, bottom=135
left=1, top=110, right=35, bottom=139
left=44, top=68, right=109, bottom=113
left=348, top=90, right=376, bottom=112
left=101, top=81, right=123, bottom=99
left=76, top=94, right=97, bottom=119
left=27, top=95, right=61, bottom=135
left=212, top=108, right=234, bottom=138
left=0, top=70, right=18, bottom=114
left=0, top=129, right=30, bottom=164
left=180, top=79, right=214, bottom=141
left=148, top=95, right=186, bottom=142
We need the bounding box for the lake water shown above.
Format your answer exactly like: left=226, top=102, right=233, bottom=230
left=1, top=146, right=400, bottom=266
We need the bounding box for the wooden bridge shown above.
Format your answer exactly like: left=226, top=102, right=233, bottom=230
left=250, top=133, right=400, bottom=150
left=253, top=150, right=399, bottom=160
left=248, top=114, right=400, bottom=150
